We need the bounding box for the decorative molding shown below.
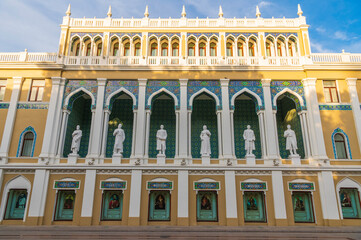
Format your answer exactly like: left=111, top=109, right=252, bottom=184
left=187, top=32, right=219, bottom=38
left=97, top=169, right=132, bottom=174
left=17, top=103, right=49, bottom=109
left=100, top=181, right=127, bottom=190
left=110, top=32, right=142, bottom=39
left=265, top=32, right=298, bottom=38
left=149, top=32, right=181, bottom=38
left=70, top=32, right=103, bottom=38
left=142, top=170, right=178, bottom=175
left=235, top=170, right=271, bottom=175
left=54, top=180, right=80, bottom=189
left=189, top=170, right=225, bottom=175
left=50, top=169, right=86, bottom=174
left=319, top=104, right=352, bottom=111
left=226, top=32, right=258, bottom=39
left=0, top=103, right=10, bottom=109
left=282, top=170, right=318, bottom=176
left=288, top=182, right=315, bottom=191
left=4, top=169, right=35, bottom=174
left=146, top=181, right=173, bottom=190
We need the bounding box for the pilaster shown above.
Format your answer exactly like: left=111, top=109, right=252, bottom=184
left=177, top=170, right=189, bottom=225
left=272, top=171, right=287, bottom=225
left=225, top=171, right=238, bottom=226
left=128, top=170, right=142, bottom=225
left=346, top=78, right=361, bottom=152
left=80, top=170, right=97, bottom=225
left=134, top=79, right=147, bottom=160
left=220, top=78, right=234, bottom=159
left=178, top=79, right=188, bottom=160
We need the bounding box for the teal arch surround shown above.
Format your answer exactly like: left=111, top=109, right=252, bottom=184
left=332, top=128, right=352, bottom=159
left=276, top=96, right=305, bottom=159
left=16, top=126, right=37, bottom=157
left=191, top=93, right=218, bottom=159
left=148, top=93, right=176, bottom=158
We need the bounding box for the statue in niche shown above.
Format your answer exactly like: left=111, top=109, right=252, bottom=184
left=243, top=125, right=255, bottom=156
left=200, top=125, right=211, bottom=157
left=284, top=124, right=298, bottom=156
left=156, top=125, right=167, bottom=155
left=71, top=125, right=82, bottom=155
left=113, top=123, right=125, bottom=156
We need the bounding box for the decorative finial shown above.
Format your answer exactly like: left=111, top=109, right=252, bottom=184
left=297, top=4, right=303, bottom=17
left=218, top=5, right=223, bottom=18
left=181, top=5, right=186, bottom=18
left=107, top=5, right=112, bottom=18
left=256, top=6, right=261, bottom=18
left=144, top=5, right=149, bottom=18
left=66, top=4, right=71, bottom=16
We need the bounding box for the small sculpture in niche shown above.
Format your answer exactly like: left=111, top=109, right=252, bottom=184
left=156, top=125, right=167, bottom=155
left=113, top=123, right=125, bottom=156
left=200, top=125, right=211, bottom=157
left=243, top=125, right=255, bottom=156
left=284, top=124, right=298, bottom=156
left=71, top=125, right=82, bottom=155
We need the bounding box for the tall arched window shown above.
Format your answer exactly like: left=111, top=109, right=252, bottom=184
left=335, top=133, right=348, bottom=159
left=112, top=43, right=119, bottom=56
left=124, top=43, right=130, bottom=56
left=249, top=42, right=255, bottom=57
left=199, top=43, right=206, bottom=56
left=20, top=132, right=34, bottom=157
left=266, top=42, right=272, bottom=57
left=151, top=43, right=158, bottom=56
left=288, top=44, right=294, bottom=57
left=75, top=43, right=80, bottom=56
left=277, top=42, right=283, bottom=56
left=210, top=43, right=217, bottom=56
left=161, top=43, right=168, bottom=56
left=226, top=42, right=233, bottom=56
left=86, top=43, right=91, bottom=56
left=96, top=43, right=102, bottom=56
left=237, top=42, right=244, bottom=57
left=188, top=43, right=195, bottom=56
left=172, top=43, right=179, bottom=56
left=134, top=43, right=141, bottom=56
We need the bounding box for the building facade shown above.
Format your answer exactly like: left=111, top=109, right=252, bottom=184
left=0, top=5, right=361, bottom=226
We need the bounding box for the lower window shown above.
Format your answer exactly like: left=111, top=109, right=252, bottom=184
left=243, top=191, right=266, bottom=222
left=148, top=190, right=170, bottom=221
left=101, top=190, right=123, bottom=221
left=4, top=189, right=27, bottom=220
left=339, top=188, right=361, bottom=219
left=196, top=191, right=218, bottom=222
left=54, top=190, right=76, bottom=221
left=292, top=191, right=315, bottom=223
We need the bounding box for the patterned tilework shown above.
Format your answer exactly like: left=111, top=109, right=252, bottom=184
left=331, top=128, right=352, bottom=159
left=265, top=32, right=298, bottom=38
left=146, top=81, right=180, bottom=109
left=187, top=33, right=219, bottom=39
left=70, top=32, right=103, bottom=38
left=226, top=33, right=259, bottom=39
left=276, top=97, right=305, bottom=159
left=106, top=99, right=134, bottom=158
left=17, top=103, right=49, bottom=109
left=64, top=80, right=97, bottom=110
left=63, top=97, right=92, bottom=158
left=191, top=99, right=218, bottom=158
left=148, top=99, right=176, bottom=158
left=104, top=80, right=138, bottom=109
left=271, top=81, right=306, bottom=111
left=229, top=81, right=263, bottom=108
left=16, top=126, right=37, bottom=157
left=0, top=103, right=9, bottom=109
left=188, top=81, right=222, bottom=108
left=233, top=100, right=262, bottom=159
left=319, top=105, right=352, bottom=111
left=149, top=33, right=181, bottom=38
left=110, top=33, right=142, bottom=39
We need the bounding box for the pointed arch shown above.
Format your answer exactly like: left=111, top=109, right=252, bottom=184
left=64, top=87, right=96, bottom=107
left=131, top=34, right=142, bottom=41
left=106, top=87, right=137, bottom=109
left=231, top=88, right=262, bottom=107
left=273, top=88, right=304, bottom=107
left=187, top=35, right=197, bottom=41
left=332, top=128, right=352, bottom=159
left=70, top=34, right=81, bottom=42
left=189, top=88, right=220, bottom=107
left=149, top=177, right=171, bottom=182
left=16, top=126, right=37, bottom=157
left=337, top=177, right=361, bottom=192
left=0, top=175, right=31, bottom=221
left=147, top=88, right=178, bottom=107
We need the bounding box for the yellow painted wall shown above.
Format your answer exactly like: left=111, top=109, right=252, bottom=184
left=337, top=80, right=350, bottom=103
left=356, top=80, right=361, bottom=103
left=0, top=174, right=34, bottom=225
left=316, top=79, right=325, bottom=102
left=320, top=110, right=361, bottom=159
left=0, top=109, right=7, bottom=143
left=2, top=78, right=12, bottom=102
left=43, top=173, right=85, bottom=225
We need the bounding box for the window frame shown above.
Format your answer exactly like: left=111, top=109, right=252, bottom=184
left=291, top=191, right=315, bottom=223
left=0, top=80, right=6, bottom=101
left=323, top=80, right=340, bottom=103
left=3, top=189, right=28, bottom=220
left=339, top=187, right=361, bottom=219
left=148, top=190, right=171, bottom=221
left=28, top=80, right=45, bottom=102
left=334, top=133, right=348, bottom=159
left=243, top=191, right=267, bottom=223
left=196, top=190, right=218, bottom=222
left=53, top=190, right=76, bottom=221
left=20, top=131, right=35, bottom=157
left=100, top=190, right=123, bottom=221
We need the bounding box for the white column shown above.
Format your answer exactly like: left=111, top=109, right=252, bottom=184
left=100, top=110, right=110, bottom=158
left=299, top=111, right=311, bottom=159
left=39, top=77, right=62, bottom=161
left=188, top=111, right=192, bottom=158
left=129, top=170, right=142, bottom=221
left=257, top=111, right=267, bottom=158
left=57, top=110, right=70, bottom=157
left=262, top=79, right=279, bottom=160
left=177, top=170, right=189, bottom=223
left=272, top=171, right=287, bottom=223
left=175, top=110, right=180, bottom=158
left=134, top=79, right=147, bottom=159
left=346, top=78, right=361, bottom=152
left=216, top=111, right=223, bottom=158
left=302, top=78, right=328, bottom=160
left=81, top=170, right=97, bottom=219
left=0, top=77, right=23, bottom=163
left=144, top=110, right=151, bottom=159
left=225, top=171, right=238, bottom=221
left=220, top=78, right=234, bottom=159
left=130, top=111, right=137, bottom=158
left=87, top=78, right=107, bottom=160
left=230, top=110, right=235, bottom=156
left=27, top=170, right=50, bottom=220
left=178, top=79, right=188, bottom=159
left=318, top=171, right=340, bottom=222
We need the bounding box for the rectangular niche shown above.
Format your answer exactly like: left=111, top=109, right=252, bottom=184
left=291, top=191, right=315, bottom=223
left=148, top=190, right=171, bottom=221
left=339, top=188, right=361, bottom=219
left=196, top=191, right=218, bottom=222
left=54, top=190, right=76, bottom=221
left=243, top=191, right=266, bottom=222
left=4, top=189, right=28, bottom=220
left=101, top=190, right=123, bottom=221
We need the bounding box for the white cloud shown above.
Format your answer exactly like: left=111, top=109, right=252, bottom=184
left=259, top=1, right=272, bottom=8
left=310, top=42, right=334, bottom=53
left=315, top=27, right=326, bottom=33
left=334, top=31, right=348, bottom=41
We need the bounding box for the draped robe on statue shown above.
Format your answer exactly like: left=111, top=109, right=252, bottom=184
left=156, top=129, right=167, bottom=154
left=200, top=129, right=211, bottom=156
left=113, top=128, right=125, bottom=154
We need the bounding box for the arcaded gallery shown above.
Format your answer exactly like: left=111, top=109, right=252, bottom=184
left=1, top=4, right=361, bottom=227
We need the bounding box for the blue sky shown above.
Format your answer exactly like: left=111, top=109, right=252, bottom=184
left=0, top=0, right=360, bottom=53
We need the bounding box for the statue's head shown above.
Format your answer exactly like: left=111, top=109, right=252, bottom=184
left=118, top=123, right=122, bottom=128
left=160, top=125, right=164, bottom=129
left=247, top=125, right=251, bottom=129
left=287, top=124, right=291, bottom=129
left=203, top=125, right=207, bottom=130
left=76, top=125, right=80, bottom=130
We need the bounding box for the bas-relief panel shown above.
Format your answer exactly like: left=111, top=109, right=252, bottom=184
left=145, top=81, right=180, bottom=109
left=187, top=80, right=222, bottom=109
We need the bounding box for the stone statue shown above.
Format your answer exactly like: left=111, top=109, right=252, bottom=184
left=113, top=124, right=125, bottom=155
left=200, top=125, right=211, bottom=157
left=156, top=125, right=167, bottom=155
left=284, top=124, right=298, bottom=156
left=71, top=125, right=82, bottom=154
left=243, top=125, right=255, bottom=156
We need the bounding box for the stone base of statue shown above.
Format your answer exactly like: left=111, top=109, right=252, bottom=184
left=246, top=154, right=256, bottom=165
left=157, top=154, right=166, bottom=165
left=112, top=153, right=122, bottom=164
left=201, top=155, right=211, bottom=165
left=290, top=154, right=301, bottom=165
left=68, top=153, right=78, bottom=164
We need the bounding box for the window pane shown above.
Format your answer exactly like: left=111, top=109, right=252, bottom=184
left=335, top=141, right=347, bottom=159
left=199, top=48, right=205, bottom=56
left=135, top=48, right=141, bottom=56
left=124, top=49, right=130, bottom=56
left=323, top=81, right=336, bottom=87
left=4, top=190, right=27, bottom=220
left=101, top=191, right=123, bottom=220
left=32, top=80, right=45, bottom=87
left=29, top=88, right=37, bottom=101
left=37, top=87, right=44, bottom=101
left=188, top=48, right=194, bottom=56
left=0, top=86, right=5, bottom=101
left=330, top=88, right=339, bottom=103
left=148, top=191, right=170, bottom=221
left=292, top=192, right=314, bottom=223
left=54, top=191, right=76, bottom=221
left=210, top=48, right=216, bottom=56
left=161, top=48, right=168, bottom=56
left=197, top=191, right=218, bottom=221
left=324, top=89, right=332, bottom=103
left=340, top=188, right=361, bottom=219
left=243, top=191, right=266, bottom=222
